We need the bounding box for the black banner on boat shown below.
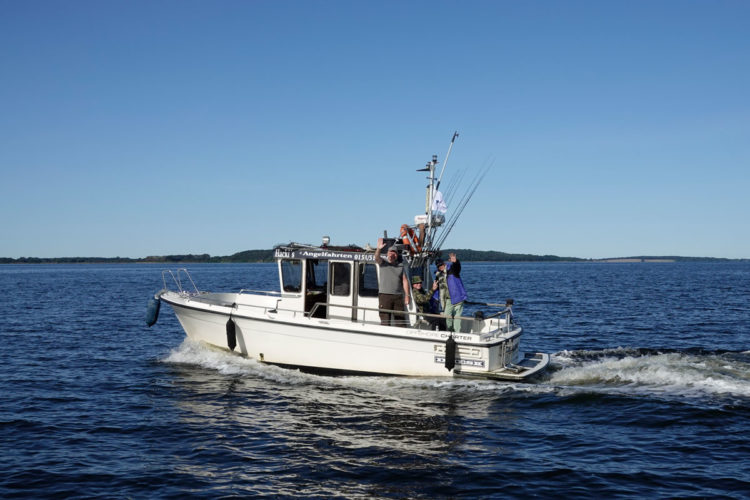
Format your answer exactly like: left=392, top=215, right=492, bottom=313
left=273, top=249, right=375, bottom=262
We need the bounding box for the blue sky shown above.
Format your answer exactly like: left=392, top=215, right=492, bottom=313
left=1, top=0, right=748, bottom=259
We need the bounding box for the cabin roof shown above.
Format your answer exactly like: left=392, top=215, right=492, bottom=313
left=273, top=243, right=376, bottom=262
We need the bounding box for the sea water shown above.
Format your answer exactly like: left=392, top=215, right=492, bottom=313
left=1, top=262, right=749, bottom=498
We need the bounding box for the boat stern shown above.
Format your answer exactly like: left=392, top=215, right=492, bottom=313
left=454, top=351, right=550, bottom=382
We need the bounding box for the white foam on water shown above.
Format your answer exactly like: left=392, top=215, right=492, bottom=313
left=162, top=339, right=332, bottom=386
left=164, top=339, right=260, bottom=375
left=334, top=372, right=555, bottom=396
left=554, top=347, right=641, bottom=367
left=549, top=350, right=750, bottom=399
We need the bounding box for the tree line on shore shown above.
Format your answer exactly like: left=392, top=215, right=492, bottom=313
left=1, top=249, right=739, bottom=264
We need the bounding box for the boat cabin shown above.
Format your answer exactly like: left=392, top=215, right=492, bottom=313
left=271, top=243, right=498, bottom=335
left=273, top=243, right=401, bottom=325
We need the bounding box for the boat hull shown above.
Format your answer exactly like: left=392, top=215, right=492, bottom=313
left=161, top=291, right=549, bottom=381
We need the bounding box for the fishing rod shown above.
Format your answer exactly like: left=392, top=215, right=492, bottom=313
left=428, top=167, right=464, bottom=250
left=441, top=168, right=466, bottom=214
left=434, top=171, right=487, bottom=250
left=432, top=160, right=492, bottom=251
left=424, top=137, right=459, bottom=252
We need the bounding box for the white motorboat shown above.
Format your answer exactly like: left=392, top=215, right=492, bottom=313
left=147, top=135, right=549, bottom=381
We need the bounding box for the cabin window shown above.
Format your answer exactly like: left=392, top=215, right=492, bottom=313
left=358, top=262, right=379, bottom=297
left=307, top=259, right=328, bottom=292
left=330, top=262, right=351, bottom=296
left=281, top=259, right=302, bottom=293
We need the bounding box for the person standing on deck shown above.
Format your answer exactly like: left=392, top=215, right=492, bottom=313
left=374, top=238, right=410, bottom=327
left=434, top=253, right=467, bottom=332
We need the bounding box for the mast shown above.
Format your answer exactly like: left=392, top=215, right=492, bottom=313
left=425, top=154, right=437, bottom=254
left=411, top=132, right=465, bottom=270
left=424, top=132, right=458, bottom=255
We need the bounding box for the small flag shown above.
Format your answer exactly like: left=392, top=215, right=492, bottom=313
left=431, top=190, right=447, bottom=214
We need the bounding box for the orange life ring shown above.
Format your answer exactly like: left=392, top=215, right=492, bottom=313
left=400, top=224, right=422, bottom=254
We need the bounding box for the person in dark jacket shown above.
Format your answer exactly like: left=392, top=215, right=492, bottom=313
left=434, top=253, right=467, bottom=333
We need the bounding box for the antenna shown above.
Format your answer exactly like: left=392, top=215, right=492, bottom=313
left=436, top=131, right=458, bottom=190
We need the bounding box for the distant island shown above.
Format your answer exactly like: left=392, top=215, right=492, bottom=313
left=0, top=249, right=742, bottom=264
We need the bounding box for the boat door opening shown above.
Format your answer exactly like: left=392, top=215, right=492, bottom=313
left=327, top=261, right=354, bottom=320
left=355, top=262, right=380, bottom=323
left=305, top=259, right=328, bottom=318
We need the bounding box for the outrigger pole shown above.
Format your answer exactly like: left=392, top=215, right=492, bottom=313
left=436, top=131, right=458, bottom=191
left=420, top=132, right=459, bottom=257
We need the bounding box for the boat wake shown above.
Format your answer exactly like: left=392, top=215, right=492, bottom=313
left=162, top=339, right=327, bottom=386
left=548, top=347, right=750, bottom=400
left=162, top=341, right=750, bottom=403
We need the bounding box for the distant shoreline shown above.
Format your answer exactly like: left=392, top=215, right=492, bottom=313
left=1, top=249, right=743, bottom=264
left=593, top=258, right=676, bottom=263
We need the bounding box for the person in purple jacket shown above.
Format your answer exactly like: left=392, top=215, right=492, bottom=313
left=434, top=253, right=467, bottom=333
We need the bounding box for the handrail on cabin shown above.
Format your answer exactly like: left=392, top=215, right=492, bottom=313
left=307, top=302, right=514, bottom=334
left=239, top=289, right=282, bottom=296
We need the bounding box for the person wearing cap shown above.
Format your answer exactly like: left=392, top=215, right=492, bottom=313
left=434, top=252, right=467, bottom=333
left=374, top=237, right=410, bottom=327
left=411, top=275, right=435, bottom=329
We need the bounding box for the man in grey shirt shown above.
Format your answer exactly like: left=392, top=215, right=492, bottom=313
left=374, top=237, right=410, bottom=327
